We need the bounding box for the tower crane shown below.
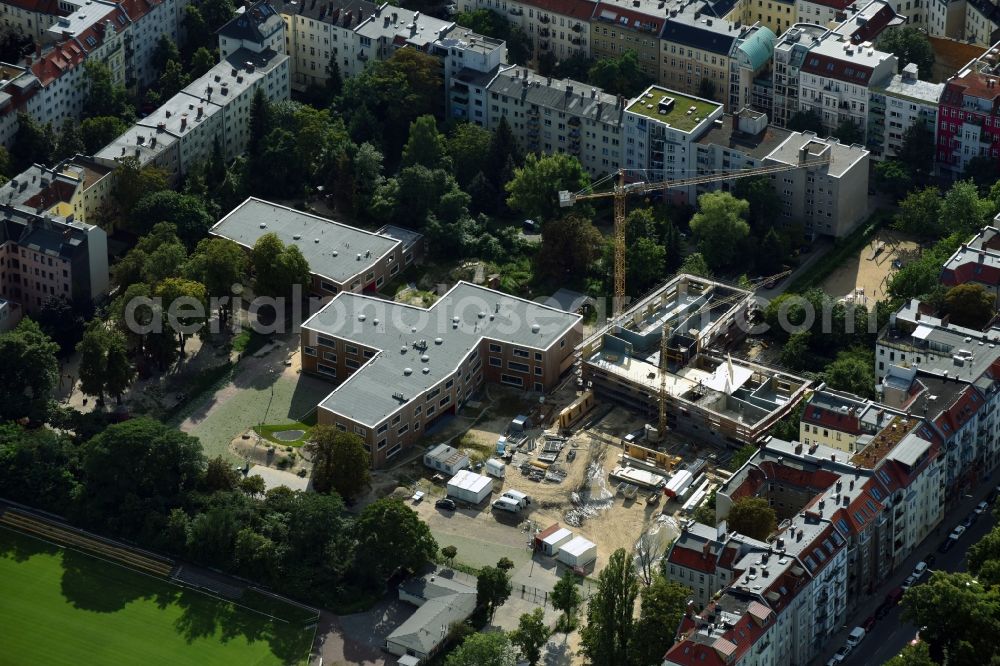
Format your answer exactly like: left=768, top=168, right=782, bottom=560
left=558, top=158, right=829, bottom=318
left=654, top=270, right=790, bottom=438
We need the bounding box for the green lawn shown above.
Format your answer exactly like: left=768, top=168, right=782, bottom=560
left=0, top=526, right=316, bottom=666
left=253, top=415, right=317, bottom=446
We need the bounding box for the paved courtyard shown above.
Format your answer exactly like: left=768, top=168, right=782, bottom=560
left=175, top=333, right=333, bottom=460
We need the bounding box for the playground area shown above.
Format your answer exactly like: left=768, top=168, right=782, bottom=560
left=820, top=229, right=921, bottom=305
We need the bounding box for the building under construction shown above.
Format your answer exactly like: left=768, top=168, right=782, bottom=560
left=577, top=274, right=813, bottom=448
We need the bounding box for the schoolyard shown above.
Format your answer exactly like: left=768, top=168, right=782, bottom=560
left=0, top=525, right=316, bottom=665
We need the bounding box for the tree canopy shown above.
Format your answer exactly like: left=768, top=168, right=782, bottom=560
left=0, top=318, right=59, bottom=423
left=943, top=283, right=995, bottom=329
left=726, top=497, right=777, bottom=541
left=689, top=191, right=751, bottom=270
left=878, top=27, right=935, bottom=79
left=505, top=153, right=589, bottom=222
left=305, top=426, right=370, bottom=499
left=581, top=548, right=639, bottom=665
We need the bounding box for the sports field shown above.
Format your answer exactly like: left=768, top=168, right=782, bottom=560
left=0, top=526, right=316, bottom=666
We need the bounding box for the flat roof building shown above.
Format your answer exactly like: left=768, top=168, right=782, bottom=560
left=300, top=282, right=582, bottom=467
left=210, top=197, right=424, bottom=297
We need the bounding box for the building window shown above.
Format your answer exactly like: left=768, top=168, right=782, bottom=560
left=323, top=351, right=337, bottom=362
left=346, top=345, right=358, bottom=355
left=354, top=425, right=366, bottom=436
left=508, top=361, right=529, bottom=372
left=317, top=363, right=337, bottom=377
left=398, top=424, right=409, bottom=435
left=501, top=374, right=524, bottom=387
left=320, top=280, right=338, bottom=292
left=346, top=359, right=360, bottom=369
left=318, top=335, right=337, bottom=347
left=534, top=366, right=543, bottom=376
left=304, top=346, right=317, bottom=356
left=489, top=343, right=502, bottom=353
left=513, top=348, right=530, bottom=358
left=490, top=357, right=502, bottom=367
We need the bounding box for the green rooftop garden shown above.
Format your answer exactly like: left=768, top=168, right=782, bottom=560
left=627, top=87, right=721, bottom=132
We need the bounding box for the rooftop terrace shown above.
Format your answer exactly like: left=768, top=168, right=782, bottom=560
left=850, top=414, right=917, bottom=466
left=626, top=86, right=722, bottom=132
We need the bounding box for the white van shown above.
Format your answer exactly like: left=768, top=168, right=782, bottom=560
left=492, top=497, right=522, bottom=514
left=502, top=489, right=532, bottom=508
left=846, top=627, right=866, bottom=648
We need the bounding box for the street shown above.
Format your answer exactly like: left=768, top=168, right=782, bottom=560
left=819, top=482, right=997, bottom=666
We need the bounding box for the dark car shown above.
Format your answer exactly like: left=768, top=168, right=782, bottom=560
left=939, top=538, right=956, bottom=554
left=435, top=498, right=456, bottom=511
left=924, top=554, right=936, bottom=568
left=963, top=513, right=977, bottom=528
left=885, top=587, right=905, bottom=606
left=862, top=615, right=877, bottom=631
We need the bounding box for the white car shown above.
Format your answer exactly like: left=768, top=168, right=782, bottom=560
left=901, top=574, right=918, bottom=591
left=827, top=644, right=852, bottom=665
left=976, top=501, right=989, bottom=515
left=912, top=561, right=928, bottom=578
left=950, top=525, right=967, bottom=540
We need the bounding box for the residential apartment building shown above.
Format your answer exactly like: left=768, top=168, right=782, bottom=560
left=741, top=0, right=796, bottom=34
left=795, top=0, right=850, bottom=27
left=771, top=22, right=827, bottom=128
left=658, top=3, right=737, bottom=105
left=941, top=223, right=1000, bottom=294
left=95, top=7, right=290, bottom=184
left=456, top=0, right=595, bottom=62
left=623, top=84, right=724, bottom=195
left=300, top=282, right=582, bottom=467
left=210, top=197, right=424, bottom=297
left=481, top=67, right=625, bottom=176
left=763, top=129, right=868, bottom=237
left=589, top=0, right=663, bottom=79
left=1, top=0, right=65, bottom=42
left=276, top=0, right=377, bottom=88
left=664, top=428, right=943, bottom=665
left=728, top=23, right=777, bottom=114
left=794, top=32, right=897, bottom=141
left=0, top=205, right=108, bottom=312
left=936, top=41, right=1000, bottom=176
left=799, top=387, right=904, bottom=453
left=0, top=158, right=114, bottom=225
left=962, top=0, right=1000, bottom=48
left=867, top=63, right=942, bottom=159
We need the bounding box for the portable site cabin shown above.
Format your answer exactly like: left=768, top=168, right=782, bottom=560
left=485, top=458, right=506, bottom=478
left=423, top=443, right=470, bottom=476
left=539, top=527, right=574, bottom=556
left=510, top=415, right=531, bottom=434
left=447, top=470, right=493, bottom=505
left=664, top=470, right=694, bottom=499
left=557, top=536, right=597, bottom=568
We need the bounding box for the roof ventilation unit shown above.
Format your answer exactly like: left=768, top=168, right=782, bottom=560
left=358, top=314, right=366, bottom=322
left=403, top=367, right=412, bottom=375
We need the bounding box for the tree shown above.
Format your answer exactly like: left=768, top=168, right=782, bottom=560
left=129, top=190, right=213, bottom=247
left=679, top=252, right=712, bottom=277
left=942, top=179, right=992, bottom=236
left=497, top=556, right=515, bottom=572
left=901, top=572, right=994, bottom=662
left=250, top=233, right=311, bottom=300
left=82, top=60, right=134, bottom=121
left=756, top=227, right=787, bottom=274
left=401, top=115, right=450, bottom=170
left=442, top=544, right=458, bottom=567
left=477, top=565, right=513, bottom=622
left=183, top=4, right=212, bottom=55
left=200, top=0, right=237, bottom=30
left=154, top=278, right=208, bottom=355
left=874, top=159, right=912, bottom=199
left=158, top=59, right=191, bottom=99
left=184, top=237, right=247, bottom=325
left=967, top=524, right=1000, bottom=587
left=190, top=46, right=215, bottom=78
left=305, top=426, right=371, bottom=499
left=353, top=498, right=437, bottom=582
left=633, top=532, right=667, bottom=587
left=152, top=35, right=181, bottom=76
left=786, top=109, right=824, bottom=134
left=726, top=497, right=777, bottom=541
left=897, top=124, right=935, bottom=185
left=581, top=548, right=639, bottom=666
left=893, top=186, right=943, bottom=239
left=626, top=237, right=666, bottom=296
left=537, top=50, right=558, bottom=75
left=77, top=417, right=205, bottom=537
left=80, top=116, right=128, bottom=155
left=885, top=642, right=936, bottom=666
left=588, top=50, right=652, bottom=97
left=446, top=632, right=518, bottom=666
left=629, top=575, right=689, bottom=666
left=0, top=424, right=79, bottom=512
left=732, top=176, right=781, bottom=234
left=689, top=191, right=751, bottom=270
left=552, top=571, right=583, bottom=630
left=112, top=156, right=169, bottom=216
left=878, top=27, right=935, bottom=79
left=54, top=118, right=84, bottom=161
left=448, top=122, right=492, bottom=188
left=76, top=321, right=135, bottom=403
left=943, top=283, right=995, bottom=329
left=537, top=214, right=603, bottom=282
left=11, top=112, right=55, bottom=170
left=0, top=318, right=59, bottom=422
left=34, top=296, right=86, bottom=355
left=511, top=608, right=549, bottom=666
left=248, top=87, right=272, bottom=157
left=729, top=444, right=758, bottom=470
left=779, top=330, right=811, bottom=371
left=825, top=348, right=876, bottom=398
left=833, top=119, right=864, bottom=145
left=506, top=153, right=589, bottom=222
left=202, top=455, right=239, bottom=492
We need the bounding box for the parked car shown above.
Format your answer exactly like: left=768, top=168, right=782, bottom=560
left=901, top=574, right=918, bottom=591
left=924, top=554, right=936, bottom=568
left=827, top=644, right=852, bottom=665
left=913, top=561, right=928, bottom=578
left=862, top=615, right=877, bottom=631
left=976, top=501, right=989, bottom=515
left=846, top=627, right=866, bottom=648
left=875, top=602, right=892, bottom=620
left=885, top=587, right=905, bottom=606
left=951, top=525, right=967, bottom=540
left=411, top=490, right=425, bottom=504
left=939, top=538, right=956, bottom=553
left=963, top=513, right=977, bottom=528
left=435, top=498, right=456, bottom=511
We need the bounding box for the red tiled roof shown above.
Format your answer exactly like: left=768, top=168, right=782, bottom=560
left=668, top=542, right=719, bottom=574
left=801, top=52, right=874, bottom=85
left=803, top=404, right=863, bottom=435
left=3, top=0, right=64, bottom=13
left=31, top=44, right=86, bottom=86
left=118, top=0, right=161, bottom=23
left=666, top=607, right=772, bottom=666
left=592, top=1, right=663, bottom=32
left=840, top=4, right=901, bottom=43
left=942, top=261, right=1000, bottom=287
left=942, top=76, right=1000, bottom=110
left=933, top=386, right=984, bottom=436
left=521, top=0, right=595, bottom=21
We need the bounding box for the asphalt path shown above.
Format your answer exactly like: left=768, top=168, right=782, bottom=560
left=819, top=482, right=997, bottom=665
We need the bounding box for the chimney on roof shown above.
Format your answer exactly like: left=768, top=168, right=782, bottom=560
left=181, top=117, right=187, bottom=131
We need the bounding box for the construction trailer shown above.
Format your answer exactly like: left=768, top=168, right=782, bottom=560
left=538, top=527, right=574, bottom=556
left=557, top=536, right=598, bottom=568
left=484, top=458, right=506, bottom=478
left=610, top=464, right=667, bottom=490
left=423, top=444, right=470, bottom=476
left=447, top=470, right=493, bottom=505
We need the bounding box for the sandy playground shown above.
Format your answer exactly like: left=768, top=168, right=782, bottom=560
left=820, top=229, right=921, bottom=305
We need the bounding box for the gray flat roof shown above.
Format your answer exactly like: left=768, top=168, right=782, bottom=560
left=211, top=198, right=403, bottom=284
left=766, top=131, right=868, bottom=178
left=303, top=282, right=581, bottom=426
